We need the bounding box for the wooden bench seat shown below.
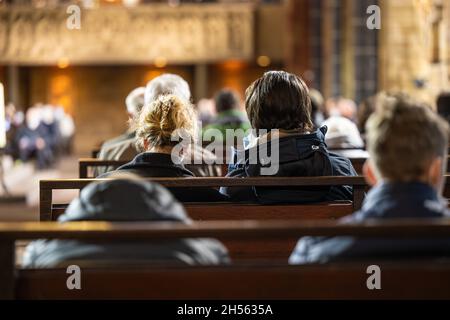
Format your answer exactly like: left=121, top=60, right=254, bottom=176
left=40, top=176, right=368, bottom=221
left=2, top=219, right=450, bottom=299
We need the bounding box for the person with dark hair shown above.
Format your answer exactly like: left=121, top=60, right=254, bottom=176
left=23, top=174, right=230, bottom=268
left=221, top=71, right=357, bottom=203
left=202, top=88, right=250, bottom=142
left=437, top=92, right=450, bottom=124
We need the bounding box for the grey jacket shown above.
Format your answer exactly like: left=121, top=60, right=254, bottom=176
left=23, top=179, right=230, bottom=267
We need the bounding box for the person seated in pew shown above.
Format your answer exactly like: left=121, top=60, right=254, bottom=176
left=221, top=71, right=357, bottom=204
left=95, top=87, right=146, bottom=176
left=202, top=88, right=251, bottom=142
left=22, top=175, right=230, bottom=268
left=437, top=91, right=450, bottom=125
left=98, top=74, right=220, bottom=177
left=289, top=93, right=450, bottom=264
left=145, top=74, right=221, bottom=177
left=99, top=94, right=227, bottom=202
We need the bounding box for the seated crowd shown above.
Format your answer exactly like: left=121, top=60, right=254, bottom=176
left=4, top=102, right=75, bottom=169
left=22, top=70, right=450, bottom=268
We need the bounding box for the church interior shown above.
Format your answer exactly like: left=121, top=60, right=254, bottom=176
left=1, top=0, right=450, bottom=303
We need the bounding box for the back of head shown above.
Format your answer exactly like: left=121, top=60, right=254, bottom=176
left=136, top=94, right=196, bottom=151
left=126, top=87, right=146, bottom=116
left=245, top=71, right=313, bottom=132
left=145, top=74, right=191, bottom=105
left=357, top=95, right=378, bottom=134
left=60, top=173, right=188, bottom=222
left=366, top=93, right=449, bottom=182
left=214, top=89, right=240, bottom=113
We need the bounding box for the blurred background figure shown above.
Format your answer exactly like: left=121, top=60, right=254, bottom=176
left=437, top=92, right=450, bottom=124
left=15, top=105, right=53, bottom=169
left=357, top=95, right=378, bottom=140
left=3, top=102, right=75, bottom=170
left=322, top=97, right=364, bottom=149
left=202, top=89, right=250, bottom=142
left=54, top=106, right=75, bottom=155
left=196, top=98, right=216, bottom=127
left=309, top=89, right=325, bottom=129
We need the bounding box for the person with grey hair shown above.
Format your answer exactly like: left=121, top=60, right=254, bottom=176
left=143, top=74, right=220, bottom=176
left=95, top=87, right=146, bottom=175
left=98, top=74, right=220, bottom=176
left=144, top=73, right=191, bottom=105
left=22, top=174, right=230, bottom=268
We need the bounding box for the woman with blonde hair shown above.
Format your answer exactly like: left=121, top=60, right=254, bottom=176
left=101, top=94, right=226, bottom=202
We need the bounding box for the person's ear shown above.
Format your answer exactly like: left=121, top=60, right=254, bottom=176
left=363, top=159, right=378, bottom=187
left=428, top=157, right=444, bottom=194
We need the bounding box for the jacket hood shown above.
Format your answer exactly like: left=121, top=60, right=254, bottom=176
left=59, top=179, right=189, bottom=223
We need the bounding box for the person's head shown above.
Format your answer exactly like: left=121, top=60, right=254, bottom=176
left=125, top=87, right=146, bottom=118
left=144, top=74, right=191, bottom=106
left=245, top=71, right=313, bottom=132
left=327, top=97, right=357, bottom=120
left=309, top=89, right=325, bottom=127
left=61, top=172, right=188, bottom=223
left=136, top=94, right=197, bottom=153
left=437, top=92, right=450, bottom=123
left=357, top=95, right=378, bottom=134
left=26, top=106, right=41, bottom=130
left=364, top=93, right=449, bottom=194
left=214, top=89, right=241, bottom=113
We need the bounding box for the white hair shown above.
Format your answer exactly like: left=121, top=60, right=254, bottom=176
left=144, top=74, right=191, bottom=105
left=125, top=87, right=146, bottom=116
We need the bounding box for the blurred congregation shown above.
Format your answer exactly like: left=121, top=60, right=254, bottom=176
left=1, top=0, right=450, bottom=301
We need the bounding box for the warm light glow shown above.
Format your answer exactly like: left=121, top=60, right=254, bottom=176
left=220, top=60, right=247, bottom=71
left=57, top=58, right=70, bottom=69
left=154, top=57, right=168, bottom=68
left=257, top=55, right=271, bottom=67
left=122, top=0, right=140, bottom=7
left=143, top=70, right=164, bottom=84
left=50, top=75, right=73, bottom=113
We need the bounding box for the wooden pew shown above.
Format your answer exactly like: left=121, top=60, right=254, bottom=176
left=79, top=158, right=226, bottom=178
left=79, top=157, right=368, bottom=178
left=40, top=176, right=368, bottom=222
left=2, top=219, right=450, bottom=299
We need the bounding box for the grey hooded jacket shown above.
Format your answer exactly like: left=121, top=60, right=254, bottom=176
left=22, top=179, right=230, bottom=267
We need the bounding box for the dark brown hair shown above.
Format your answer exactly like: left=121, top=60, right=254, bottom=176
left=214, top=89, right=240, bottom=113
left=245, top=71, right=313, bottom=132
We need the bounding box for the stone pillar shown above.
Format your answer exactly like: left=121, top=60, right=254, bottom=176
left=6, top=65, right=20, bottom=106
left=285, top=0, right=311, bottom=80
left=194, top=64, right=208, bottom=103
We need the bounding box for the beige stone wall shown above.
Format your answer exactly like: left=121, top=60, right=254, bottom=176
left=379, top=0, right=450, bottom=107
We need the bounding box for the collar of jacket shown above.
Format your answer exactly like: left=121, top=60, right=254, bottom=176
left=235, top=126, right=329, bottom=164
left=120, top=152, right=193, bottom=174
left=356, top=181, right=449, bottom=219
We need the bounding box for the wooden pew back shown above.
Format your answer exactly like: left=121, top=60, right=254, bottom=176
left=2, top=219, right=450, bottom=299
left=40, top=176, right=368, bottom=221
left=79, top=157, right=369, bottom=178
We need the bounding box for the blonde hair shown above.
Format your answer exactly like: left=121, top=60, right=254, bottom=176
left=366, top=92, right=449, bottom=182
left=136, top=94, right=197, bottom=151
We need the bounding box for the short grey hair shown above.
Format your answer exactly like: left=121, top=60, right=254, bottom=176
left=144, top=74, right=191, bottom=105
left=125, top=87, right=146, bottom=116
